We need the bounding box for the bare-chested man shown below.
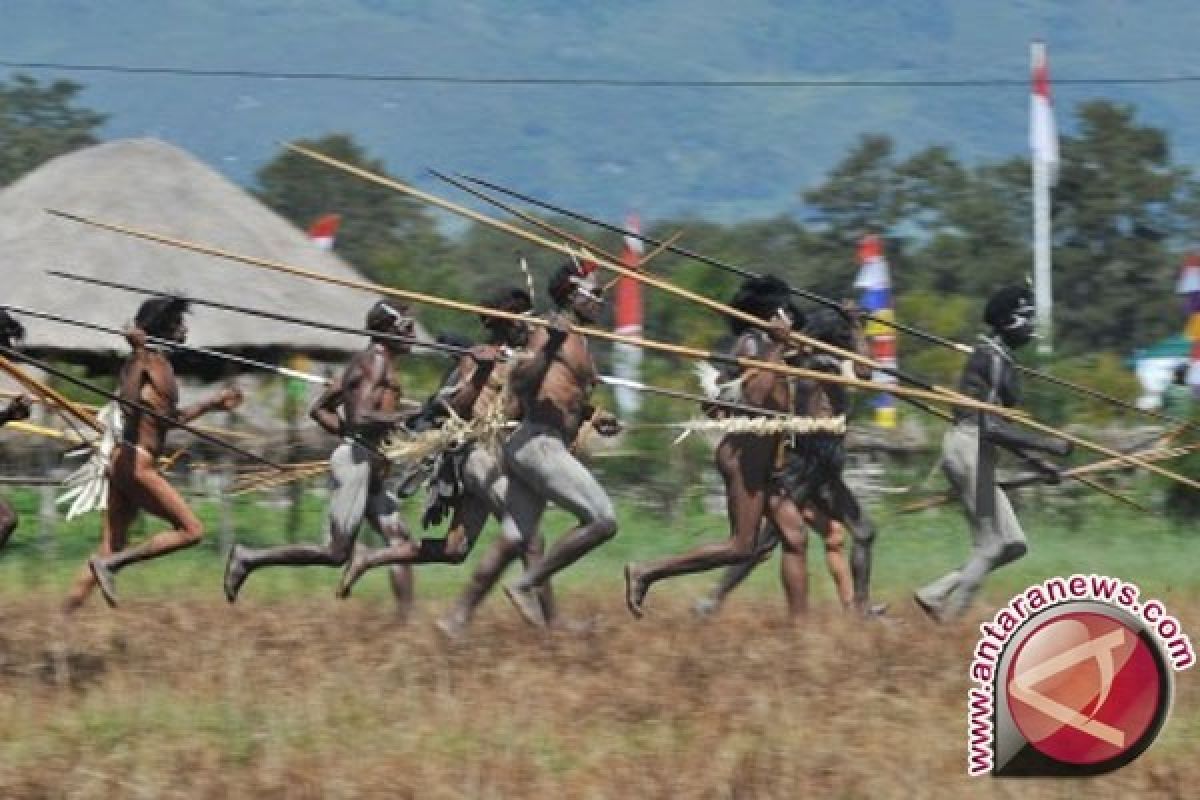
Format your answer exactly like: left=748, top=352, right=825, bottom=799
left=64, top=297, right=243, bottom=611
left=338, top=287, right=556, bottom=636
left=695, top=306, right=881, bottom=618
left=624, top=275, right=798, bottom=617
left=500, top=262, right=621, bottom=628
left=224, top=299, right=417, bottom=610
left=0, top=310, right=32, bottom=549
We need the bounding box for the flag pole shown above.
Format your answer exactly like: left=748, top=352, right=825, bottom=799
left=1031, top=39, right=1057, bottom=355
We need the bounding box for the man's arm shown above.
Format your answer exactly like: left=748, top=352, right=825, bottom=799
left=973, top=350, right=1070, bottom=457
left=177, top=384, right=242, bottom=423
left=309, top=375, right=345, bottom=436
left=510, top=321, right=568, bottom=394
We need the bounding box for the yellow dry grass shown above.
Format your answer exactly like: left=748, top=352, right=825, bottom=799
left=0, top=594, right=1195, bottom=799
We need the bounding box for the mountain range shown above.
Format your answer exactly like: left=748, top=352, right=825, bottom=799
left=5, top=1, right=1200, bottom=224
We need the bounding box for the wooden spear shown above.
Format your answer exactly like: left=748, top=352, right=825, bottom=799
left=275, top=145, right=1200, bottom=491
left=456, top=171, right=1197, bottom=434
left=44, top=208, right=1200, bottom=492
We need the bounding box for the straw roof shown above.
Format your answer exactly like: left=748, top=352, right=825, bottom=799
left=0, top=138, right=411, bottom=357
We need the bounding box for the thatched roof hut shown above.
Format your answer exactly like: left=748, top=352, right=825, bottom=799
left=0, top=138, right=414, bottom=372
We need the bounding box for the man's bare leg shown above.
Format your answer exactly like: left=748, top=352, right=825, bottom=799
left=770, top=495, right=813, bottom=618
left=694, top=521, right=779, bottom=617
left=0, top=496, right=17, bottom=550
left=64, top=488, right=135, bottom=614
left=88, top=464, right=204, bottom=608
left=625, top=436, right=775, bottom=617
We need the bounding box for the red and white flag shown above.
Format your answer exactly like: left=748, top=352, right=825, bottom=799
left=612, top=214, right=645, bottom=415
left=308, top=213, right=342, bottom=251
left=1030, top=40, right=1059, bottom=186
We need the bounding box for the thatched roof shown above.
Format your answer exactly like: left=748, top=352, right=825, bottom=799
left=0, top=138, right=414, bottom=358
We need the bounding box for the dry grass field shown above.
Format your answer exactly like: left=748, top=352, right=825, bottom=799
left=0, top=590, right=1195, bottom=799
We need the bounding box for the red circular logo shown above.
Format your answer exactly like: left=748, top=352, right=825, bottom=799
left=1006, top=611, right=1165, bottom=766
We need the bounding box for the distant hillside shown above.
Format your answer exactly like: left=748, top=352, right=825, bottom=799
left=5, top=1, right=1200, bottom=222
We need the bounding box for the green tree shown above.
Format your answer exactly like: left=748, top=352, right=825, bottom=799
left=0, top=74, right=106, bottom=186
left=1052, top=101, right=1186, bottom=354
left=253, top=133, right=446, bottom=271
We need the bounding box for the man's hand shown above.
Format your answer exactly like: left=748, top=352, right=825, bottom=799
left=1030, top=457, right=1064, bottom=485
left=1046, top=437, right=1074, bottom=458
left=765, top=314, right=793, bottom=344
left=4, top=394, right=32, bottom=422
left=591, top=410, right=622, bottom=437
left=549, top=316, right=572, bottom=337
left=469, top=344, right=500, bottom=365
left=212, top=386, right=244, bottom=413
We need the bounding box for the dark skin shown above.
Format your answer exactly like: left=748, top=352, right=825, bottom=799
left=0, top=393, right=32, bottom=549
left=334, top=318, right=542, bottom=590
left=65, top=316, right=242, bottom=612
left=500, top=286, right=620, bottom=626
left=723, top=309, right=882, bottom=618
left=623, top=313, right=792, bottom=617
left=224, top=315, right=418, bottom=612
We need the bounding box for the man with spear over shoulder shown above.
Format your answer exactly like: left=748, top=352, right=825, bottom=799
left=914, top=285, right=1071, bottom=621
left=501, top=261, right=622, bottom=628
left=64, top=296, right=244, bottom=612
left=0, top=310, right=33, bottom=549
left=223, top=299, right=419, bottom=612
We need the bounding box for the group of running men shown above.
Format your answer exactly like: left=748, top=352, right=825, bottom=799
left=0, top=261, right=1070, bottom=633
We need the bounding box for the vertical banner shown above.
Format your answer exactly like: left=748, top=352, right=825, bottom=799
left=1030, top=40, right=1059, bottom=355
left=612, top=214, right=645, bottom=415
left=1179, top=252, right=1200, bottom=392
left=854, top=235, right=898, bottom=428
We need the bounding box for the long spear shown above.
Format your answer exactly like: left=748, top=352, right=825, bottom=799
left=47, top=270, right=453, bottom=358
left=0, top=355, right=100, bottom=434
left=898, top=439, right=1200, bottom=514
left=455, top=171, right=1194, bottom=433
left=429, top=166, right=1018, bottom=417
left=45, top=209, right=1200, bottom=491
left=0, top=345, right=282, bottom=471
left=278, top=145, right=1200, bottom=491
left=45, top=273, right=793, bottom=425
left=2, top=304, right=326, bottom=385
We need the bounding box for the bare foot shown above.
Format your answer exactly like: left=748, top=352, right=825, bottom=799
left=88, top=557, right=118, bottom=609
left=912, top=591, right=943, bottom=624
left=434, top=609, right=469, bottom=642
left=624, top=564, right=648, bottom=619
left=692, top=594, right=720, bottom=619
left=223, top=546, right=248, bottom=604
left=337, top=552, right=370, bottom=600
left=504, top=583, right=547, bottom=628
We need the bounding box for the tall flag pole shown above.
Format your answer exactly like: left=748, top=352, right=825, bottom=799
left=1030, top=40, right=1059, bottom=355
left=1179, top=252, right=1200, bottom=392
left=854, top=234, right=898, bottom=428
left=308, top=213, right=342, bottom=251
left=612, top=213, right=645, bottom=415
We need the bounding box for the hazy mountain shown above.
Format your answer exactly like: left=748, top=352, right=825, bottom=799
left=5, top=1, right=1200, bottom=222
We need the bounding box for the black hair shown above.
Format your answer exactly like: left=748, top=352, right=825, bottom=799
left=134, top=295, right=190, bottom=338
left=548, top=262, right=584, bottom=309
left=983, top=285, right=1035, bottom=330
left=481, top=286, right=533, bottom=325
left=804, top=307, right=857, bottom=350
left=365, top=298, right=411, bottom=332
left=728, top=274, right=804, bottom=334
left=0, top=309, right=25, bottom=346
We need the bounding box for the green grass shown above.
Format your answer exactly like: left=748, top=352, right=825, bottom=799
left=0, top=484, right=1194, bottom=610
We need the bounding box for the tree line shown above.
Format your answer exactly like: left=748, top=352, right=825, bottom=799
left=3, top=74, right=1191, bottom=419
